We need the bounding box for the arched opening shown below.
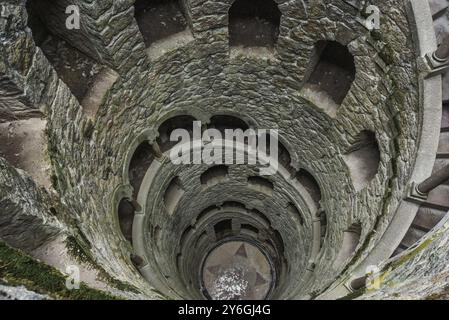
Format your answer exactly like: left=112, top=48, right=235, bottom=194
left=334, top=223, right=362, bottom=267
left=200, top=165, right=229, bottom=186
left=129, top=141, right=156, bottom=198
left=229, top=0, right=281, bottom=49
left=134, top=0, right=189, bottom=48
left=164, top=177, right=185, bottom=215
left=214, top=219, right=233, bottom=240
left=260, top=133, right=294, bottom=174
left=26, top=1, right=117, bottom=117
left=208, top=115, right=250, bottom=135
left=295, top=170, right=322, bottom=206
left=343, top=130, right=380, bottom=192
left=117, top=199, right=136, bottom=243
left=157, top=115, right=197, bottom=153
left=25, top=1, right=51, bottom=47
left=302, top=41, right=355, bottom=117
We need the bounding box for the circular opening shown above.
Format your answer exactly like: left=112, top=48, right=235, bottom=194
left=201, top=241, right=274, bottom=300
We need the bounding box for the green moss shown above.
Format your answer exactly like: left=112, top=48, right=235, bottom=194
left=425, top=285, right=449, bottom=300
left=65, top=235, right=140, bottom=294
left=370, top=30, right=382, bottom=42
left=83, top=119, right=94, bottom=139
left=362, top=238, right=436, bottom=296
left=379, top=44, right=396, bottom=66
left=65, top=235, right=93, bottom=266
left=0, top=241, right=119, bottom=300
left=338, top=288, right=366, bottom=300
left=386, top=238, right=434, bottom=271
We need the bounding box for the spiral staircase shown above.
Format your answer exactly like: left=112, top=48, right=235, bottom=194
left=0, top=0, right=448, bottom=300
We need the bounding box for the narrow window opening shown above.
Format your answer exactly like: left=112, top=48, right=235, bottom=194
left=441, top=103, right=449, bottom=131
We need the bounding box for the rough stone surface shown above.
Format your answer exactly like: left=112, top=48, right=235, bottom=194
left=0, top=0, right=447, bottom=300
left=0, top=157, right=61, bottom=251
left=0, top=284, right=50, bottom=300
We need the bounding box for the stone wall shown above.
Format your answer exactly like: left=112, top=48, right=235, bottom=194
left=0, top=157, right=61, bottom=251
left=43, top=0, right=422, bottom=298
left=0, top=0, right=446, bottom=300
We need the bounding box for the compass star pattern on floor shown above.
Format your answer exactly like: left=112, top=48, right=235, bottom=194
left=202, top=241, right=273, bottom=300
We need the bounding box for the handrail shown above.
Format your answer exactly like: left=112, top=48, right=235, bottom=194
left=434, top=34, right=449, bottom=62
left=417, top=163, right=449, bottom=194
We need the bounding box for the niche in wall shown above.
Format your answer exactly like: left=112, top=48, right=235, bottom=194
left=229, top=0, right=281, bottom=49
left=129, top=141, right=156, bottom=198
left=118, top=199, right=136, bottom=243
left=295, top=170, right=322, bottom=206
left=164, top=177, right=185, bottom=215
left=157, top=115, right=197, bottom=153
left=134, top=0, right=191, bottom=54
left=26, top=1, right=118, bottom=117
left=334, top=223, right=362, bottom=267
left=222, top=201, right=247, bottom=211
left=343, top=130, right=380, bottom=192
left=301, top=41, right=356, bottom=117
left=200, top=165, right=229, bottom=187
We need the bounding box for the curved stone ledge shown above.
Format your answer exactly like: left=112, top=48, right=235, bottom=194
left=318, top=0, right=443, bottom=299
